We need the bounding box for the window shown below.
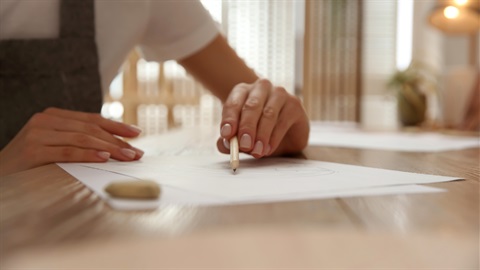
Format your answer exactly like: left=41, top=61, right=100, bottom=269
left=105, top=0, right=381, bottom=133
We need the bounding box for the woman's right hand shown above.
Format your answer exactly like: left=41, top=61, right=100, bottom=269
left=0, top=107, right=144, bottom=176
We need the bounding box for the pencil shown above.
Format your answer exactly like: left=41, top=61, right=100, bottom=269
left=230, top=136, right=239, bottom=172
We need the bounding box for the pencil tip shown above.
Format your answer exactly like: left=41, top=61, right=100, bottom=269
left=233, top=169, right=236, bottom=173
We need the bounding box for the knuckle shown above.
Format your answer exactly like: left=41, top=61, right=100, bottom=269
left=231, top=84, right=249, bottom=96
left=84, top=123, right=102, bottom=137
left=262, top=106, right=277, bottom=120
left=61, top=147, right=75, bottom=159
left=224, top=99, right=241, bottom=111
left=86, top=112, right=101, bottom=123
left=289, top=95, right=302, bottom=106
left=235, top=82, right=250, bottom=90
left=273, top=86, right=288, bottom=97
left=243, top=97, right=261, bottom=111
left=257, top=79, right=273, bottom=89
left=73, top=134, right=90, bottom=145
left=23, top=129, right=39, bottom=143
left=28, top=112, right=46, bottom=125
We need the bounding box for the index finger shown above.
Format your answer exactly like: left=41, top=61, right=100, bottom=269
left=220, top=83, right=250, bottom=139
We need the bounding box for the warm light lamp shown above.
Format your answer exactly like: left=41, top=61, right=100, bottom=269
left=454, top=0, right=468, bottom=6
left=428, top=2, right=480, bottom=34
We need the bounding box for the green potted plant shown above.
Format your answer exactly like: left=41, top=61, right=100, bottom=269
left=387, top=61, right=438, bottom=127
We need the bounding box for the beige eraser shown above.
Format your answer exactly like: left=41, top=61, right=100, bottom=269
left=105, top=180, right=161, bottom=199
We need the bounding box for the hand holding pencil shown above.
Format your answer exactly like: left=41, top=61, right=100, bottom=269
left=217, top=79, right=310, bottom=168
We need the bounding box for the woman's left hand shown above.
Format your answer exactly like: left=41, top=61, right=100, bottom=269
left=217, top=78, right=310, bottom=158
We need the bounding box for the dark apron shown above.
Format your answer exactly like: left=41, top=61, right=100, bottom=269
left=0, top=0, right=103, bottom=150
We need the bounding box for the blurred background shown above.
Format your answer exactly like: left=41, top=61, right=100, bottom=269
left=101, top=0, right=479, bottom=136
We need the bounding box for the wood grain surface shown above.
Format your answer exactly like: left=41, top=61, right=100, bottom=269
left=1, top=130, right=478, bottom=266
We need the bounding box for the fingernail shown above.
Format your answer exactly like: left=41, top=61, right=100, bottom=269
left=132, top=147, right=144, bottom=157
left=265, top=144, right=271, bottom=155
left=128, top=124, right=142, bottom=134
left=121, top=148, right=136, bottom=159
left=252, top=141, right=263, bottom=155
left=220, top=124, right=232, bottom=138
left=240, top=134, right=252, bottom=149
left=223, top=138, right=230, bottom=150
left=97, top=151, right=111, bottom=160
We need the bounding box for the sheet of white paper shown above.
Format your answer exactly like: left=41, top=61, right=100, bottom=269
left=58, top=163, right=225, bottom=210
left=308, top=122, right=479, bottom=152
left=78, top=156, right=457, bottom=200
left=57, top=155, right=457, bottom=209
left=58, top=163, right=445, bottom=210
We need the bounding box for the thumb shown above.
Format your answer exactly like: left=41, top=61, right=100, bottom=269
left=216, top=137, right=230, bottom=154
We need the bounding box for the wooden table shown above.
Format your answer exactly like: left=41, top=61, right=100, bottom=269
left=1, top=129, right=478, bottom=268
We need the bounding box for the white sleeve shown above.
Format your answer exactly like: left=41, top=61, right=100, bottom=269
left=139, top=0, right=220, bottom=62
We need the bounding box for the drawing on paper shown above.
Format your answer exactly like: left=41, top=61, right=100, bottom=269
left=180, top=158, right=337, bottom=178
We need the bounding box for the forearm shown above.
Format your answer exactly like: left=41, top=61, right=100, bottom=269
left=178, top=34, right=258, bottom=102
left=179, top=33, right=309, bottom=158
